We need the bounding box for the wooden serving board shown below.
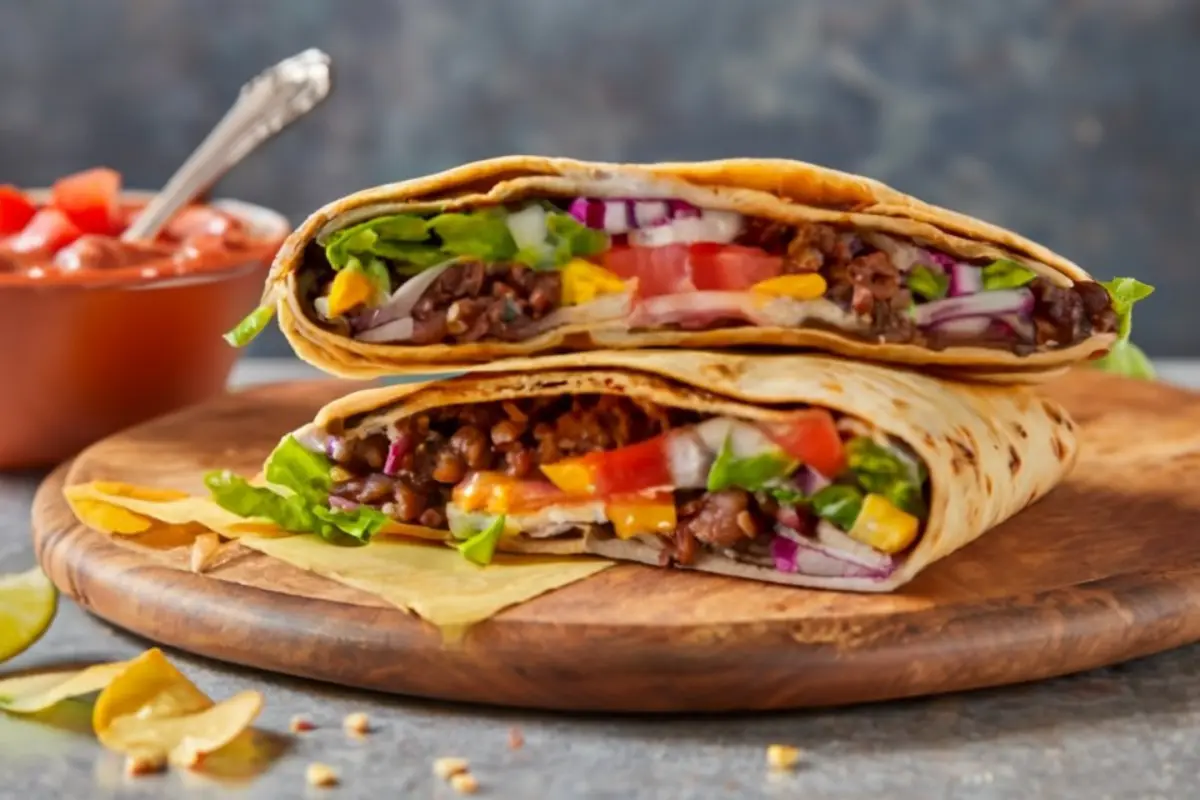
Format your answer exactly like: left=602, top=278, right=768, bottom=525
left=30, top=372, right=1200, bottom=712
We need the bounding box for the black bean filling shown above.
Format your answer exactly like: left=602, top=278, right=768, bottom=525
left=305, top=216, right=1118, bottom=352
left=323, top=394, right=797, bottom=565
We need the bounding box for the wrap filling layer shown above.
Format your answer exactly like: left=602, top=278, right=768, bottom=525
left=231, top=393, right=934, bottom=581
left=270, top=197, right=1141, bottom=356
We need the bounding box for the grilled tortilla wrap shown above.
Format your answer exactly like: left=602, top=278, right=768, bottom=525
left=208, top=351, right=1077, bottom=592
left=226, top=155, right=1145, bottom=383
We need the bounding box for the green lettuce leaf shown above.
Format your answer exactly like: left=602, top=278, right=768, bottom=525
left=845, top=438, right=926, bottom=518
left=908, top=264, right=949, bottom=301
left=810, top=485, right=864, bottom=530
left=223, top=304, right=275, bottom=348
left=325, top=214, right=430, bottom=270
left=429, top=210, right=517, bottom=261
left=455, top=514, right=506, bottom=566
left=1091, top=278, right=1155, bottom=380
left=706, top=436, right=797, bottom=493
left=767, top=486, right=807, bottom=506
left=204, top=435, right=388, bottom=545
left=981, top=259, right=1037, bottom=291
left=545, top=211, right=609, bottom=266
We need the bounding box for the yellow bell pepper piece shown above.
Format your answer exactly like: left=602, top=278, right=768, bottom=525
left=452, top=472, right=517, bottom=514
left=848, top=493, right=920, bottom=554
left=561, top=259, right=626, bottom=306
left=540, top=460, right=598, bottom=496
left=326, top=267, right=376, bottom=317
left=750, top=274, right=828, bottom=301
left=606, top=500, right=676, bottom=539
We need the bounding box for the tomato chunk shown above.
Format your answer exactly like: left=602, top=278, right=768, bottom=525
left=0, top=186, right=36, bottom=235
left=51, top=167, right=122, bottom=235
left=603, top=244, right=695, bottom=297
left=5, top=208, right=83, bottom=255
left=541, top=436, right=673, bottom=496
left=688, top=243, right=782, bottom=291
left=764, top=410, right=846, bottom=477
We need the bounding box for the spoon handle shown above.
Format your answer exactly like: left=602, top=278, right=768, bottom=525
left=122, top=48, right=332, bottom=242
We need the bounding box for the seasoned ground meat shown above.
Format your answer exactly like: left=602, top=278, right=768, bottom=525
left=409, top=262, right=562, bottom=344
left=677, top=489, right=760, bottom=552
left=1028, top=277, right=1118, bottom=346
left=328, top=395, right=698, bottom=522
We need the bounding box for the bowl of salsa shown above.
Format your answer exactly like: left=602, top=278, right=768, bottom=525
left=0, top=167, right=288, bottom=469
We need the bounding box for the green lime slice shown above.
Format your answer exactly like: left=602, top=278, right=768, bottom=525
left=0, top=567, right=58, bottom=664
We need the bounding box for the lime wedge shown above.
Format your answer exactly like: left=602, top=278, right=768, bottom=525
left=0, top=567, right=58, bottom=664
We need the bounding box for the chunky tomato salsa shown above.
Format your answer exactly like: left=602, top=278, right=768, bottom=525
left=0, top=167, right=256, bottom=277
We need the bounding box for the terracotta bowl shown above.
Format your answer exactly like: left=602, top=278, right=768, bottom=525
left=0, top=193, right=288, bottom=470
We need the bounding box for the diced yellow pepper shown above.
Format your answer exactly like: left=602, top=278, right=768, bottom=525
left=561, top=259, right=626, bottom=306
left=847, top=494, right=920, bottom=554
left=540, top=460, right=598, bottom=496
left=606, top=501, right=677, bottom=539
left=326, top=267, right=376, bottom=317
left=750, top=274, right=828, bottom=301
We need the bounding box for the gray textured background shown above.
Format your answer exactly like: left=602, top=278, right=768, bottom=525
left=2, top=0, right=1195, bottom=357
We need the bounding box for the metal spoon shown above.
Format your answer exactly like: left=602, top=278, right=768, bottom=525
left=121, top=48, right=333, bottom=242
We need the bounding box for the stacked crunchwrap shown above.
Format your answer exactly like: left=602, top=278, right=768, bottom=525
left=115, top=157, right=1158, bottom=591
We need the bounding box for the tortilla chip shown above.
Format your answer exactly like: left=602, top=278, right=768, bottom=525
left=66, top=482, right=288, bottom=539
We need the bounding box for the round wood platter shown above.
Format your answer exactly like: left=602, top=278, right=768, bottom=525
left=31, top=370, right=1200, bottom=712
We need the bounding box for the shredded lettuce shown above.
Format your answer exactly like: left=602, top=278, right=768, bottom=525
left=321, top=204, right=609, bottom=280
left=1091, top=277, right=1155, bottom=380
left=907, top=264, right=949, bottom=301
left=810, top=485, right=864, bottom=530
left=706, top=435, right=797, bottom=493
left=981, top=259, right=1037, bottom=291
left=845, top=437, right=926, bottom=518
left=767, top=486, right=807, bottom=506
left=455, top=514, right=506, bottom=566
left=223, top=304, right=275, bottom=348
left=204, top=436, right=387, bottom=545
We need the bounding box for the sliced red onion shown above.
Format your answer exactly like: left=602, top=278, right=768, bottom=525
left=926, top=250, right=957, bottom=271
left=911, top=288, right=1033, bottom=327
left=383, top=433, right=412, bottom=476
left=694, top=417, right=776, bottom=457
left=796, top=466, right=831, bottom=495
left=328, top=496, right=360, bottom=512
left=929, top=316, right=992, bottom=337
left=948, top=262, right=983, bottom=297
left=356, top=316, right=415, bottom=343
left=771, top=529, right=890, bottom=578
left=628, top=210, right=742, bottom=247
left=633, top=200, right=669, bottom=227
left=667, top=199, right=701, bottom=218
left=353, top=259, right=456, bottom=332
left=814, top=520, right=895, bottom=572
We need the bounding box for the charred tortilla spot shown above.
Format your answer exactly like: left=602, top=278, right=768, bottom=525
left=821, top=380, right=843, bottom=394
left=1012, top=422, right=1028, bottom=439
left=1051, top=436, right=1066, bottom=461
left=702, top=363, right=737, bottom=382
left=984, top=475, right=994, bottom=495
left=1042, top=400, right=1065, bottom=425
left=892, top=398, right=910, bottom=411
left=922, top=433, right=936, bottom=449
left=1008, top=445, right=1022, bottom=474
left=949, top=440, right=976, bottom=472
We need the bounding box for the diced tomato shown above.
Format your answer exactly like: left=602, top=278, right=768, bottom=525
left=602, top=243, right=782, bottom=297
left=541, top=436, right=673, bottom=496
left=165, top=205, right=241, bottom=241
left=5, top=208, right=83, bottom=255
left=603, top=244, right=695, bottom=297
left=764, top=410, right=846, bottom=478
left=688, top=243, right=782, bottom=291
left=0, top=186, right=36, bottom=235
left=50, top=167, right=122, bottom=235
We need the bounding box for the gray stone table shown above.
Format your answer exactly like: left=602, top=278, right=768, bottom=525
left=3, top=359, right=1200, bottom=800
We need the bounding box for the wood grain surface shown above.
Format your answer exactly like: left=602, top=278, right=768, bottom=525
left=30, top=371, right=1200, bottom=712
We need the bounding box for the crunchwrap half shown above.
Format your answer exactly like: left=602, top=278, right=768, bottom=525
left=226, top=155, right=1153, bottom=383
left=204, top=350, right=1078, bottom=592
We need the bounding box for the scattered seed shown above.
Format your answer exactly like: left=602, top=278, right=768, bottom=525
left=124, top=752, right=166, bottom=777
left=289, top=714, right=316, bottom=733
left=306, top=763, right=339, bottom=788
left=433, top=757, right=470, bottom=780
left=189, top=533, right=221, bottom=574
left=766, top=744, right=803, bottom=771
left=450, top=772, right=479, bottom=794
left=508, top=726, right=524, bottom=750
left=343, top=711, right=370, bottom=736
